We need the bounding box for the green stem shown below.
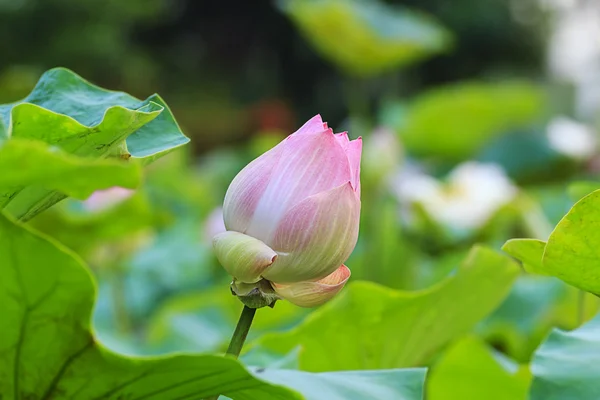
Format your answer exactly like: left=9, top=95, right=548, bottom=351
left=226, top=305, right=257, bottom=358
left=206, top=305, right=256, bottom=400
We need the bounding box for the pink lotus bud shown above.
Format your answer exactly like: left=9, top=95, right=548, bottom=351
left=213, top=231, right=278, bottom=284
left=272, top=264, right=351, bottom=307
left=214, top=115, right=361, bottom=307
left=202, top=207, right=227, bottom=244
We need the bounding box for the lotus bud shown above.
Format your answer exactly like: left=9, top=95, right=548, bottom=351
left=213, top=115, right=362, bottom=308
left=212, top=231, right=277, bottom=284
left=202, top=207, right=227, bottom=245
left=230, top=279, right=280, bottom=309
left=272, top=265, right=351, bottom=307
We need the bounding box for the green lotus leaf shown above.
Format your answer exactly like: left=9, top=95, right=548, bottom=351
left=0, top=67, right=189, bottom=220
left=505, top=190, right=600, bottom=295
left=253, top=245, right=519, bottom=371
left=0, top=139, right=141, bottom=207
left=279, top=0, right=451, bottom=76
left=428, top=336, right=530, bottom=400
left=530, top=313, right=600, bottom=399
left=0, top=211, right=430, bottom=399
left=399, top=81, right=545, bottom=160
left=252, top=368, right=426, bottom=400
left=0, top=212, right=302, bottom=399
left=502, top=238, right=547, bottom=275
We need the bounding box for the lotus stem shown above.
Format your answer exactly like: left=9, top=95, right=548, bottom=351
left=206, top=305, right=257, bottom=400
left=226, top=305, right=257, bottom=358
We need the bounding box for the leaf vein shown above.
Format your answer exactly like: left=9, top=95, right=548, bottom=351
left=40, top=340, right=94, bottom=400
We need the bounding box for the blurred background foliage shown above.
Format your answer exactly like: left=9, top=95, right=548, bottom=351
left=5, top=0, right=600, bottom=396
left=0, top=0, right=548, bottom=150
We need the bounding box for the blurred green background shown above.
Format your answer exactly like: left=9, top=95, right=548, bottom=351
left=0, top=0, right=549, bottom=151
left=4, top=0, right=600, bottom=395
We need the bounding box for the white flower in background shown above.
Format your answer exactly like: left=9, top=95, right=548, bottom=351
left=545, top=0, right=600, bottom=117
left=83, top=187, right=135, bottom=212
left=546, top=116, right=598, bottom=159
left=393, top=162, right=517, bottom=231
left=547, top=6, right=600, bottom=83
left=362, top=127, right=403, bottom=184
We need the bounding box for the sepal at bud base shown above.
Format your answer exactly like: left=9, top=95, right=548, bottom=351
left=212, top=231, right=277, bottom=283
left=231, top=279, right=280, bottom=309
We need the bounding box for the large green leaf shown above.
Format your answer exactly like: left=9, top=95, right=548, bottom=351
left=252, top=368, right=426, bottom=400
left=279, top=0, right=451, bottom=76
left=502, top=238, right=547, bottom=275
left=543, top=190, right=600, bottom=295
left=254, top=245, right=519, bottom=371
left=0, top=139, right=141, bottom=203
left=428, top=337, right=530, bottom=400
left=0, top=212, right=427, bottom=399
left=398, top=81, right=545, bottom=160
left=0, top=67, right=189, bottom=220
left=0, top=68, right=189, bottom=159
left=530, top=313, right=600, bottom=399
left=0, top=212, right=301, bottom=399
left=504, top=190, right=600, bottom=294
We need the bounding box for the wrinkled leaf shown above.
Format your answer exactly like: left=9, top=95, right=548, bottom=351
left=254, top=245, right=519, bottom=371
left=0, top=67, right=189, bottom=220
left=0, top=212, right=301, bottom=399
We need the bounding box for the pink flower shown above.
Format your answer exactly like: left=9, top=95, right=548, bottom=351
left=202, top=207, right=227, bottom=244
left=213, top=115, right=361, bottom=307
